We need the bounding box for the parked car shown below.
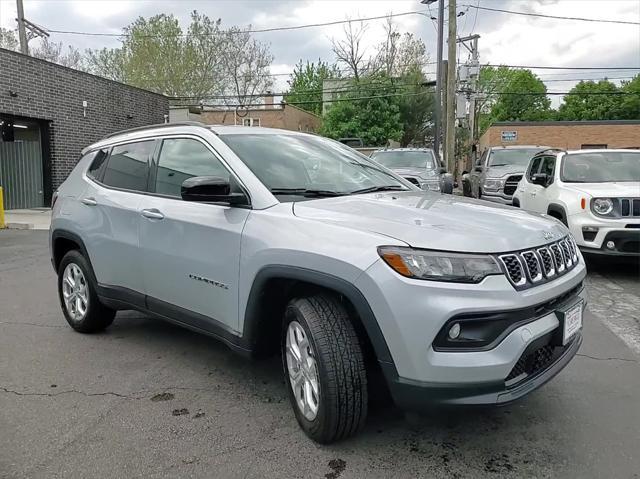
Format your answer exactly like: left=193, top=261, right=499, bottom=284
left=370, top=148, right=454, bottom=193
left=513, top=149, right=640, bottom=256
left=50, top=123, right=586, bottom=443
left=464, top=145, right=551, bottom=204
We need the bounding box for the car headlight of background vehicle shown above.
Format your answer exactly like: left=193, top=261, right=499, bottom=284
left=591, top=198, right=614, bottom=216
left=378, top=246, right=502, bottom=283
left=482, top=178, right=505, bottom=191
left=420, top=181, right=440, bottom=191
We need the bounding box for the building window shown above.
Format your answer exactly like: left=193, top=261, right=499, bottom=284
left=581, top=144, right=607, bottom=149
left=243, top=118, right=260, bottom=127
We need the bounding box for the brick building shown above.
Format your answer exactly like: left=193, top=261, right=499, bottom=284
left=171, top=97, right=321, bottom=133
left=480, top=120, right=640, bottom=152
left=0, top=48, right=168, bottom=209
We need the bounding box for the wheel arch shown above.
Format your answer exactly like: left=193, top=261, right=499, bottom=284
left=51, top=229, right=92, bottom=273
left=242, top=266, right=395, bottom=367
left=547, top=203, right=568, bottom=225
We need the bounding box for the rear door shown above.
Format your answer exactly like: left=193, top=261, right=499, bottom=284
left=81, top=140, right=155, bottom=297
left=138, top=136, right=250, bottom=334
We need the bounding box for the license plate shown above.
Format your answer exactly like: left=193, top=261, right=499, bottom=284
left=562, top=301, right=583, bottom=345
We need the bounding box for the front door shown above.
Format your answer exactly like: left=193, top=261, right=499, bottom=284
left=519, top=156, right=543, bottom=211
left=529, top=156, right=557, bottom=213
left=139, top=137, right=250, bottom=334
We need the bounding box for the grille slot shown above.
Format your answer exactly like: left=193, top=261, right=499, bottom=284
left=499, top=255, right=525, bottom=286
left=404, top=177, right=420, bottom=186
left=567, top=237, right=578, bottom=261
left=521, top=251, right=543, bottom=282
left=560, top=240, right=573, bottom=267
left=537, top=247, right=555, bottom=278
left=550, top=244, right=565, bottom=273
left=503, top=175, right=523, bottom=196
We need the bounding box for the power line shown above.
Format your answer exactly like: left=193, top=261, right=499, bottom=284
left=485, top=64, right=640, bottom=71
left=45, top=9, right=430, bottom=38
left=462, top=4, right=640, bottom=26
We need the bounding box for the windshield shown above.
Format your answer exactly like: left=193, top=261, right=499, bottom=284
left=561, top=151, right=640, bottom=183
left=371, top=150, right=435, bottom=169
left=219, top=133, right=410, bottom=200
left=489, top=149, right=542, bottom=167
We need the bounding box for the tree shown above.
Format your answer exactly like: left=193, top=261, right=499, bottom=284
left=32, top=38, right=85, bottom=70
left=372, top=17, right=428, bottom=77
left=557, top=80, right=621, bottom=120
left=285, top=60, right=341, bottom=115
left=320, top=75, right=403, bottom=146
left=478, top=68, right=551, bottom=131
left=617, top=75, right=640, bottom=120
left=218, top=25, right=274, bottom=106
left=0, top=27, right=19, bottom=51
left=397, top=70, right=434, bottom=146
left=85, top=11, right=273, bottom=103
left=331, top=21, right=369, bottom=81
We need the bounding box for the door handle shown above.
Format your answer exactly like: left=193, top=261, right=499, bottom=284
left=141, top=208, right=164, bottom=220
left=81, top=197, right=97, bottom=206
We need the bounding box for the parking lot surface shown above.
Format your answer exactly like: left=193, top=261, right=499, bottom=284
left=1, top=230, right=639, bottom=478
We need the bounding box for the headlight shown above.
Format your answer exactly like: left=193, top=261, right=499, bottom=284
left=482, top=178, right=505, bottom=191
left=378, top=246, right=502, bottom=283
left=420, top=181, right=440, bottom=191
left=592, top=198, right=614, bottom=216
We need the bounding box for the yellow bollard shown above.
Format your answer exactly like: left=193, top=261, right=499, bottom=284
left=0, top=186, right=5, bottom=229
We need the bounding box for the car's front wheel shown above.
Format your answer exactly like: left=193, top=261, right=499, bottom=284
left=282, top=294, right=368, bottom=443
left=57, top=250, right=115, bottom=333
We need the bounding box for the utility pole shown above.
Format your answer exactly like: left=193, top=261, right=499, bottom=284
left=422, top=0, right=444, bottom=164
left=441, top=60, right=448, bottom=163
left=16, top=0, right=29, bottom=55
left=445, top=0, right=457, bottom=175
left=457, top=34, right=480, bottom=173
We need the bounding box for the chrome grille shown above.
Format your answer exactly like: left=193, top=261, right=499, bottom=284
left=503, top=175, right=523, bottom=196
left=499, top=236, right=579, bottom=289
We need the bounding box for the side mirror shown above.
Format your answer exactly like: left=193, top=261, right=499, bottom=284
left=531, top=173, right=549, bottom=187
left=438, top=166, right=447, bottom=175
left=181, top=176, right=248, bottom=205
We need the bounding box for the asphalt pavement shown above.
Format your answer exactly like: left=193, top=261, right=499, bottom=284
left=1, top=230, right=639, bottom=479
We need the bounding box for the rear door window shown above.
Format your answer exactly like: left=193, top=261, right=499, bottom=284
left=539, top=156, right=556, bottom=181
left=102, top=140, right=155, bottom=192
left=86, top=149, right=109, bottom=181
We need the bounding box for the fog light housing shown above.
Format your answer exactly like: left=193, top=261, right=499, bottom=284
left=582, top=226, right=598, bottom=242
left=606, top=240, right=615, bottom=250
left=448, top=323, right=461, bottom=339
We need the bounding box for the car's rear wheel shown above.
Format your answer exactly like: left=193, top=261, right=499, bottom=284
left=282, top=294, right=368, bottom=443
left=57, top=250, right=115, bottom=333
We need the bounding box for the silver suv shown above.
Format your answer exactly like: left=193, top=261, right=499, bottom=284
left=464, top=145, right=550, bottom=204
left=50, top=123, right=586, bottom=443
left=369, top=148, right=452, bottom=193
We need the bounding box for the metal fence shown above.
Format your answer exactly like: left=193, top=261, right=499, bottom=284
left=0, top=141, right=43, bottom=210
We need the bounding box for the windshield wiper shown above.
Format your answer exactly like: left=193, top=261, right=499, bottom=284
left=349, top=185, right=408, bottom=195
left=269, top=188, right=346, bottom=197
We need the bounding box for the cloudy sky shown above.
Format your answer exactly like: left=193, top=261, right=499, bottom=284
left=1, top=0, right=639, bottom=104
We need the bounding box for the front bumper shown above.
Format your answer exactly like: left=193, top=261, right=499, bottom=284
left=481, top=190, right=513, bottom=205
left=568, top=213, right=640, bottom=256
left=356, top=256, right=587, bottom=408
left=385, top=331, right=582, bottom=408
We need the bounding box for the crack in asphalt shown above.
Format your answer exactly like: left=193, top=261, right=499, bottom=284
left=0, top=321, right=66, bottom=329
left=0, top=385, right=223, bottom=400
left=576, top=353, right=638, bottom=363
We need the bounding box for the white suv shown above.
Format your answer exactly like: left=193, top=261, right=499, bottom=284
left=50, top=123, right=587, bottom=443
left=513, top=149, right=640, bottom=256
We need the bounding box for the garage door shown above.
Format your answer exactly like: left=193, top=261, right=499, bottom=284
left=0, top=140, right=44, bottom=210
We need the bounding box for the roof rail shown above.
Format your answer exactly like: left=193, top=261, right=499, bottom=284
left=533, top=147, right=566, bottom=156
left=100, top=121, right=208, bottom=141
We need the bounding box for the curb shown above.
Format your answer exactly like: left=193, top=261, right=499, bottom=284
left=5, top=223, right=34, bottom=230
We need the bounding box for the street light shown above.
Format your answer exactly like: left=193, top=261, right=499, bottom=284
left=421, top=0, right=445, bottom=163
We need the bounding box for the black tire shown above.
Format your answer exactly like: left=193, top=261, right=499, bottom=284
left=282, top=294, right=368, bottom=443
left=57, top=250, right=115, bottom=333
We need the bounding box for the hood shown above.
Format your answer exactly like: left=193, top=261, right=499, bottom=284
left=390, top=166, right=437, bottom=179
left=485, top=164, right=526, bottom=177
left=293, top=192, right=567, bottom=253
left=562, top=182, right=640, bottom=198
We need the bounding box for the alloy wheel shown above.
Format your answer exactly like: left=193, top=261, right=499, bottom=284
left=285, top=320, right=320, bottom=421
left=62, top=263, right=89, bottom=322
